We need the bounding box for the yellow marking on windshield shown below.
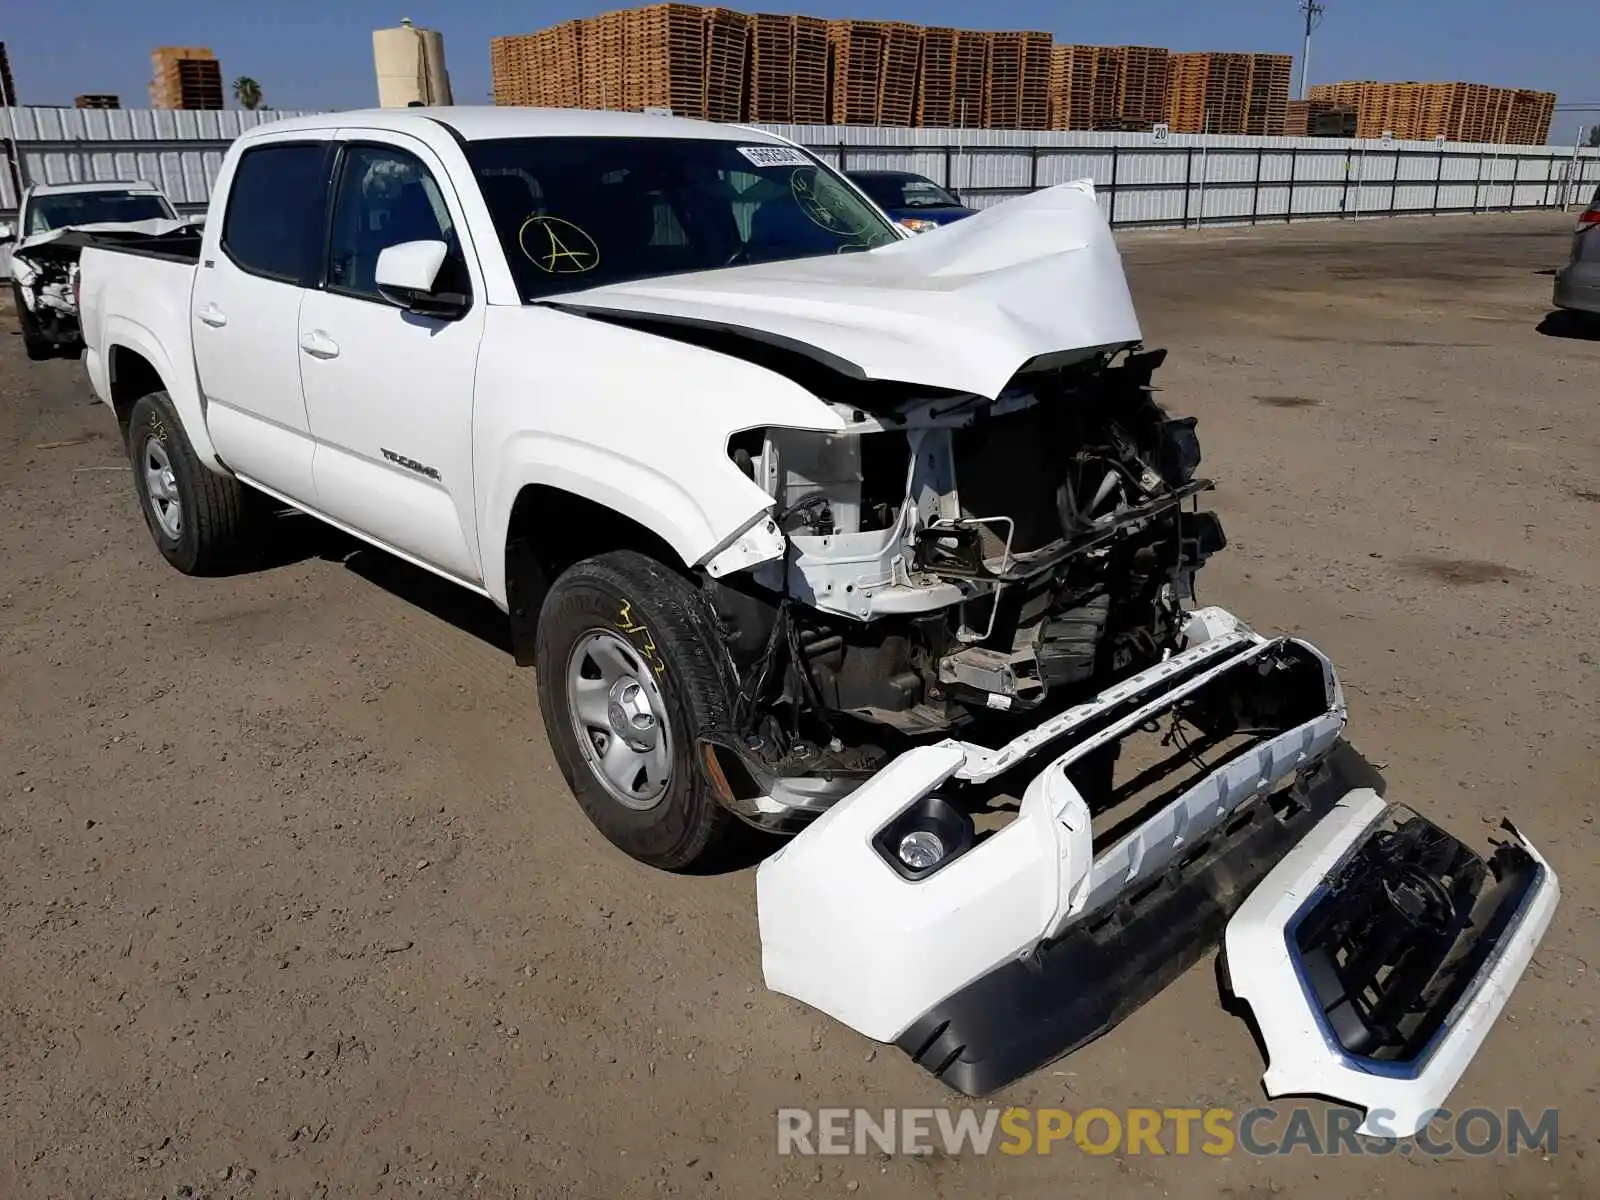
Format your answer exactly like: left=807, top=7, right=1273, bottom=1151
left=517, top=215, right=601, bottom=274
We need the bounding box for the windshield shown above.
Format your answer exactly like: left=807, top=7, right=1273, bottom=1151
left=26, top=191, right=175, bottom=235
left=464, top=136, right=900, bottom=299
left=852, top=173, right=961, bottom=210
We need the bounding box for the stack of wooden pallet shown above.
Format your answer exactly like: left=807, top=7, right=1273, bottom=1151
left=491, top=23, right=583, bottom=107
left=703, top=7, right=751, bottom=120
left=1310, top=79, right=1554, bottom=144
left=748, top=13, right=828, bottom=123
left=916, top=27, right=959, bottom=127
left=1508, top=89, right=1556, bottom=146
left=827, top=20, right=888, bottom=125
left=1169, top=51, right=1279, bottom=134
left=1090, top=46, right=1125, bottom=129
left=950, top=29, right=989, bottom=128
left=1244, top=53, right=1291, bottom=136
left=1165, top=53, right=1208, bottom=132
left=1120, top=46, right=1171, bottom=130
left=490, top=36, right=516, bottom=105
left=621, top=4, right=705, bottom=116
left=881, top=21, right=923, bottom=127
left=985, top=30, right=1050, bottom=129
left=1048, top=44, right=1097, bottom=130
left=580, top=10, right=628, bottom=110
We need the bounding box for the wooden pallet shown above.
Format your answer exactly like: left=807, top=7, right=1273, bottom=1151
left=984, top=30, right=1050, bottom=129
left=950, top=29, right=989, bottom=129
left=1244, top=53, right=1291, bottom=136
left=703, top=8, right=750, bottom=122
left=623, top=4, right=705, bottom=117
left=1508, top=89, right=1555, bottom=145
left=917, top=26, right=957, bottom=126
left=1091, top=46, right=1125, bottom=129
left=827, top=20, right=887, bottom=125
left=1119, top=46, right=1170, bottom=130
left=790, top=15, right=828, bottom=123
left=1165, top=52, right=1211, bottom=132
left=1051, top=44, right=1097, bottom=130
left=749, top=12, right=795, bottom=122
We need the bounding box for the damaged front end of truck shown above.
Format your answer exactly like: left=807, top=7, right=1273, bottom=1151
left=551, top=181, right=1557, bottom=1134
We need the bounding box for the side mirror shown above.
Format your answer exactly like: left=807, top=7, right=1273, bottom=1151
left=374, top=239, right=468, bottom=319
left=0, top=221, right=15, bottom=244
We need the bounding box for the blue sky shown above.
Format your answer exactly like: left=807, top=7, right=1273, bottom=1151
left=5, top=0, right=1594, bottom=142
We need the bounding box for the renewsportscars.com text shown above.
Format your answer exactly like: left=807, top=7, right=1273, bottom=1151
left=776, top=1106, right=1559, bottom=1158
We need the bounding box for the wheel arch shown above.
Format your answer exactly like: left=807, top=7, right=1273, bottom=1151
left=102, top=315, right=223, bottom=470
left=503, top=483, right=693, bottom=668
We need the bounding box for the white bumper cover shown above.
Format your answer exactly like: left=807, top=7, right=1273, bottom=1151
left=757, top=609, right=1341, bottom=1042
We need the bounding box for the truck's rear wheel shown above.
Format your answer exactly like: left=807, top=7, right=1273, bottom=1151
left=127, top=391, right=248, bottom=576
left=534, top=550, right=737, bottom=871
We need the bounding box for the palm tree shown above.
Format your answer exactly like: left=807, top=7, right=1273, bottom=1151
left=232, top=77, right=264, bottom=111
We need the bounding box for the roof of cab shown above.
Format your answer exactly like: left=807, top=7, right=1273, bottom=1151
left=244, top=106, right=786, bottom=144
left=28, top=179, right=163, bottom=196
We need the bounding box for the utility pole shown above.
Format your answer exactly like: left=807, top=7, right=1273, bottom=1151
left=1298, top=0, right=1327, bottom=100
left=2, top=55, right=23, bottom=210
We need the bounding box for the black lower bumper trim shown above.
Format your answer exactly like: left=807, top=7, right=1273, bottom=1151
left=895, top=741, right=1385, bottom=1097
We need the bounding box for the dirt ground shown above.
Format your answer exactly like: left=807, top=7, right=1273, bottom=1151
left=2, top=210, right=1597, bottom=1199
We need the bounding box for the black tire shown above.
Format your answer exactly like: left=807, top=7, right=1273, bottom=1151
left=534, top=550, right=738, bottom=871
left=127, top=390, right=250, bottom=575
left=13, top=283, right=52, bottom=361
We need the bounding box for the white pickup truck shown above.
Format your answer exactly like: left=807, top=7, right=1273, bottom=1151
left=76, top=107, right=1555, bottom=1129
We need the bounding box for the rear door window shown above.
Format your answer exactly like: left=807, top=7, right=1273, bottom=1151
left=220, top=143, right=331, bottom=285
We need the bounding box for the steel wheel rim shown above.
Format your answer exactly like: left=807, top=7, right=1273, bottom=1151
left=142, top=436, right=182, bottom=540
left=565, top=629, right=673, bottom=811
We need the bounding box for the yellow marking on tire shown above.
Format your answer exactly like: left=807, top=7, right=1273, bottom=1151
left=618, top=600, right=667, bottom=677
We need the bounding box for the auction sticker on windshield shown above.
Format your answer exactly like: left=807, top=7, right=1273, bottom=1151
left=736, top=145, right=813, bottom=169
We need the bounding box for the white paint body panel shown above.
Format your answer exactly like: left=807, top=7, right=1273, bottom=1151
left=1223, top=792, right=1559, bottom=1139
left=553, top=181, right=1143, bottom=401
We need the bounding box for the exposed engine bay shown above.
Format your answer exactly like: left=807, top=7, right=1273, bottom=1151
left=698, top=344, right=1227, bottom=825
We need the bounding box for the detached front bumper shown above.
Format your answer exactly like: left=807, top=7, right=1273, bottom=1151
left=755, top=607, right=1557, bottom=1129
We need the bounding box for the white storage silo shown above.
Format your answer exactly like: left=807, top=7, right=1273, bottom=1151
left=373, top=17, right=454, bottom=108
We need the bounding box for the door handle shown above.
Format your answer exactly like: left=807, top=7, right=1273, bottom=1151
left=197, top=303, right=227, bottom=328
left=299, top=330, right=340, bottom=360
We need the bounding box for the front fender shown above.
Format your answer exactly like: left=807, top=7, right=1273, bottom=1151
left=474, top=305, right=844, bottom=606
left=479, top=434, right=777, bottom=605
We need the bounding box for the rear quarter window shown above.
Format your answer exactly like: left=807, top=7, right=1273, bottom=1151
left=220, top=143, right=331, bottom=284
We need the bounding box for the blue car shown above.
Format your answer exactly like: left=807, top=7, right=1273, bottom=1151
left=846, top=170, right=976, bottom=233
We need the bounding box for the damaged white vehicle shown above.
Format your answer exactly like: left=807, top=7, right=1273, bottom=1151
left=73, top=109, right=1557, bottom=1136
left=4, top=179, right=187, bottom=359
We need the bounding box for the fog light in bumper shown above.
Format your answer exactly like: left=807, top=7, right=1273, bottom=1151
left=898, top=830, right=946, bottom=870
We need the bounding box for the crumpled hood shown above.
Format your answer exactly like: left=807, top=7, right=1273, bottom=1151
left=547, top=181, right=1141, bottom=400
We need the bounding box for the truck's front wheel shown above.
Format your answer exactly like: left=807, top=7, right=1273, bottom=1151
left=127, top=391, right=249, bottom=576
left=12, top=283, right=53, bottom=361
left=535, top=551, right=737, bottom=871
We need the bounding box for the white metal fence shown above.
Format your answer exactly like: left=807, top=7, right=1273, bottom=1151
left=5, top=105, right=1599, bottom=231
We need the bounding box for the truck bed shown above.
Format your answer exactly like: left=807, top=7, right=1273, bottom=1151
left=43, top=225, right=203, bottom=266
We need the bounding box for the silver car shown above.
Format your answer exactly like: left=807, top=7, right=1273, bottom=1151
left=1554, top=185, right=1600, bottom=318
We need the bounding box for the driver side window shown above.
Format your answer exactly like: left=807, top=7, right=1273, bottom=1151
left=327, top=144, right=462, bottom=301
